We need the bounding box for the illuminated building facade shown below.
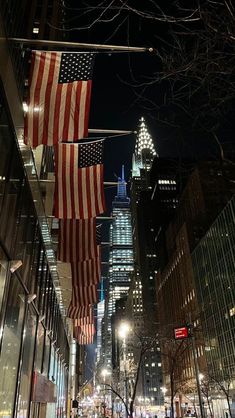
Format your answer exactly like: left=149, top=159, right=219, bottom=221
left=131, top=118, right=163, bottom=407
left=104, top=166, right=134, bottom=366
left=96, top=300, right=105, bottom=363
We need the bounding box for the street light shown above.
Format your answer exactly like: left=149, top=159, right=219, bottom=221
left=161, top=387, right=167, bottom=417
left=101, top=368, right=110, bottom=418
left=118, top=322, right=130, bottom=418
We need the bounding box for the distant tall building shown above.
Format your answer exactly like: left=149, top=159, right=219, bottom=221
left=96, top=300, right=105, bottom=363
left=103, top=166, right=134, bottom=366
left=130, top=118, right=163, bottom=407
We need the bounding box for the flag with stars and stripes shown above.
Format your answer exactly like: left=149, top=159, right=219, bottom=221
left=24, top=51, right=95, bottom=147
left=54, top=140, right=105, bottom=219
left=58, top=218, right=99, bottom=262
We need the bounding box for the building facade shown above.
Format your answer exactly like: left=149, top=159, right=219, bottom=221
left=192, top=195, right=235, bottom=381
left=155, top=161, right=235, bottom=416
left=103, top=167, right=134, bottom=368
left=130, top=118, right=163, bottom=410
left=0, top=2, right=71, bottom=418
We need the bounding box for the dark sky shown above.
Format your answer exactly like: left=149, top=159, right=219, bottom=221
left=64, top=0, right=235, bottom=205
left=65, top=1, right=166, bottom=199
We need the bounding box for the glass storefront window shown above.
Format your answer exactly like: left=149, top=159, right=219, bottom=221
left=16, top=308, right=37, bottom=418
left=0, top=248, right=8, bottom=315
left=0, top=104, right=13, bottom=218
left=34, top=321, right=45, bottom=373
left=0, top=276, right=26, bottom=418
left=0, top=144, right=24, bottom=253
left=43, top=335, right=51, bottom=377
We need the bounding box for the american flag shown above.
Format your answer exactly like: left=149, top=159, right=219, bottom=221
left=71, top=284, right=98, bottom=306
left=71, top=252, right=101, bottom=287
left=24, top=51, right=95, bottom=147
left=74, top=305, right=94, bottom=326
left=67, top=304, right=86, bottom=319
left=73, top=323, right=95, bottom=344
left=54, top=141, right=105, bottom=219
left=58, top=218, right=98, bottom=262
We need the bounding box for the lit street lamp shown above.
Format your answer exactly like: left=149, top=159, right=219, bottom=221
left=101, top=368, right=110, bottom=418
left=161, top=387, right=167, bottom=417
left=118, top=321, right=130, bottom=418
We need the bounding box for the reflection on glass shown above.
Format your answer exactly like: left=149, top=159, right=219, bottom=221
left=16, top=308, right=36, bottom=418
left=34, top=322, right=45, bottom=373
left=43, top=335, right=51, bottom=377
left=0, top=249, right=8, bottom=314
left=49, top=345, right=55, bottom=382
left=0, top=278, right=25, bottom=418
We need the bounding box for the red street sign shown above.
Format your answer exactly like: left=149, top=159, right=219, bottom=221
left=174, top=326, right=189, bottom=340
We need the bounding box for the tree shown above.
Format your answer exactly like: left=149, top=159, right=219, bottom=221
left=99, top=333, right=156, bottom=418
left=200, top=375, right=214, bottom=418
left=61, top=0, right=235, bottom=160
left=160, top=337, right=193, bottom=418
left=209, top=374, right=233, bottom=418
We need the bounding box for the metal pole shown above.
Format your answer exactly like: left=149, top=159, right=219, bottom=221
left=103, top=375, right=106, bottom=418
left=123, top=337, right=128, bottom=418
left=39, top=180, right=124, bottom=186
left=8, top=37, right=154, bottom=53
left=88, top=129, right=136, bottom=135
left=47, top=215, right=114, bottom=220
left=191, top=332, right=205, bottom=418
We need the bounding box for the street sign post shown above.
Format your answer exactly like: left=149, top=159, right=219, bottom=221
left=173, top=326, right=189, bottom=340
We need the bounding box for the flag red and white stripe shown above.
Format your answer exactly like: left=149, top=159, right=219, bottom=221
left=71, top=253, right=101, bottom=287
left=67, top=304, right=86, bottom=319
left=74, top=305, right=94, bottom=326
left=73, top=324, right=95, bottom=344
left=71, top=284, right=98, bottom=306
left=24, top=51, right=94, bottom=147
left=54, top=142, right=105, bottom=219
left=58, top=218, right=98, bottom=262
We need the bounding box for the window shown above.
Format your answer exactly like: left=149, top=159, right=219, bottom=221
left=0, top=277, right=26, bottom=417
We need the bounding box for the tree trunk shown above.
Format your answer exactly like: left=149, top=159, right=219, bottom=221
left=226, top=394, right=232, bottom=418
left=207, top=398, right=213, bottom=418
left=129, top=400, right=134, bottom=418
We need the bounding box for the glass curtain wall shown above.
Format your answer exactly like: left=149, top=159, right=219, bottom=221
left=0, top=84, right=69, bottom=418
left=192, top=196, right=235, bottom=379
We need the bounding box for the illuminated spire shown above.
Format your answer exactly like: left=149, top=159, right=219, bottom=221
left=117, top=164, right=127, bottom=199
left=114, top=165, right=130, bottom=204
left=132, top=117, right=157, bottom=177
left=135, top=116, right=157, bottom=158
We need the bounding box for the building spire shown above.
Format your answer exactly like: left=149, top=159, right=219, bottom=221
left=117, top=165, right=127, bottom=199
left=132, top=117, right=157, bottom=177
left=114, top=165, right=130, bottom=204
left=135, top=116, right=157, bottom=158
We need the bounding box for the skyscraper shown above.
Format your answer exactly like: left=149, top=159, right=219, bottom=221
left=103, top=166, right=134, bottom=366
left=130, top=118, right=163, bottom=408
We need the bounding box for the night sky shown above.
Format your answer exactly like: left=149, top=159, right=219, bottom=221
left=63, top=1, right=235, bottom=203
left=64, top=1, right=176, bottom=198
left=60, top=0, right=235, bottom=377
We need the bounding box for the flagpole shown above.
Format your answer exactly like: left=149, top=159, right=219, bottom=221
left=8, top=37, right=154, bottom=53
left=47, top=215, right=114, bottom=220
left=88, top=129, right=136, bottom=135
left=40, top=180, right=125, bottom=186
